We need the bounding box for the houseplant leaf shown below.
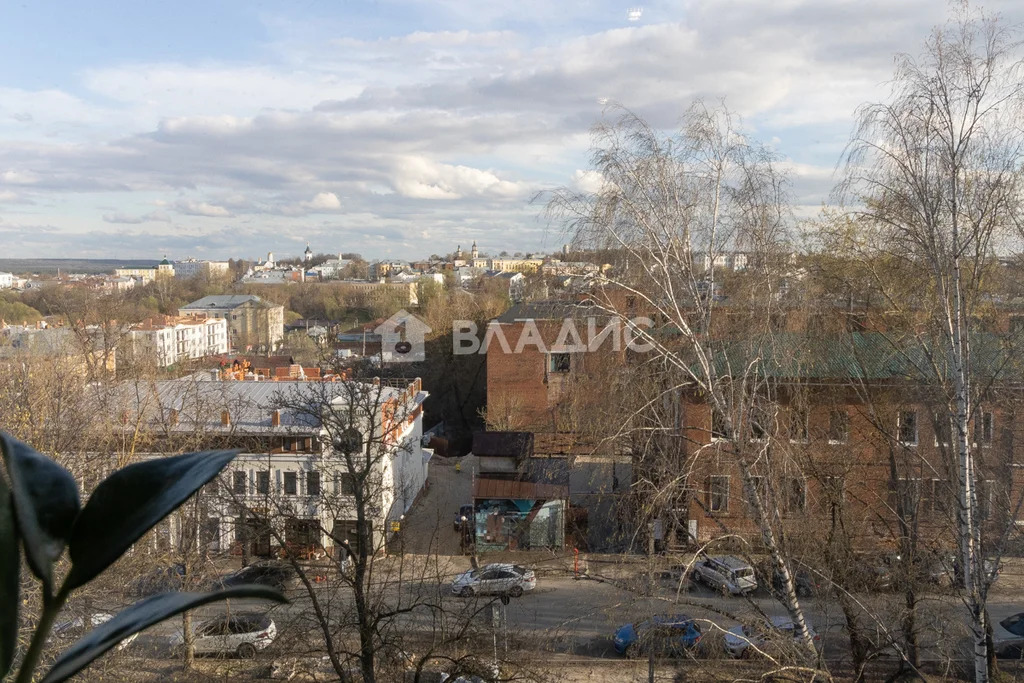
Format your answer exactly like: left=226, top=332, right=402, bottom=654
left=0, top=432, right=80, bottom=590
left=0, top=469, right=19, bottom=679
left=66, top=449, right=238, bottom=589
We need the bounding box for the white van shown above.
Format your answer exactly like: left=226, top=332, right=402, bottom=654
left=694, top=555, right=758, bottom=595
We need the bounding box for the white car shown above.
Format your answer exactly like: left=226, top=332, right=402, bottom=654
left=724, top=616, right=820, bottom=658
left=171, top=613, right=277, bottom=658
left=52, top=612, right=138, bottom=652
left=451, top=563, right=536, bottom=597
left=694, top=556, right=758, bottom=595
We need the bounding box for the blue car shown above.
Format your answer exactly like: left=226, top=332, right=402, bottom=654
left=613, top=614, right=703, bottom=658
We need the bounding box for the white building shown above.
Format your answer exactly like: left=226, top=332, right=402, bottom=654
left=116, top=376, right=430, bottom=557
left=128, top=315, right=229, bottom=367
left=0, top=272, right=13, bottom=289
left=312, top=258, right=353, bottom=280
left=173, top=259, right=231, bottom=279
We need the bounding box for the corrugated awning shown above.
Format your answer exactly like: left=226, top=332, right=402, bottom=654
left=472, top=477, right=568, bottom=500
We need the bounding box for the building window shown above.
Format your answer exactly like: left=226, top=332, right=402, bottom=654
left=549, top=352, right=571, bottom=373
left=334, top=473, right=357, bottom=496
left=821, top=476, right=845, bottom=513
left=975, top=412, right=994, bottom=446
left=708, top=475, right=730, bottom=513
left=979, top=479, right=995, bottom=520
left=232, top=471, right=247, bottom=495
left=284, top=472, right=298, bottom=496
left=898, top=410, right=918, bottom=446
left=748, top=404, right=769, bottom=442
left=711, top=406, right=728, bottom=441
left=746, top=476, right=767, bottom=510
left=788, top=407, right=809, bottom=443
left=934, top=415, right=952, bottom=446
left=307, top=471, right=321, bottom=496
left=256, top=471, right=270, bottom=495
left=786, top=478, right=806, bottom=513
left=827, top=410, right=849, bottom=444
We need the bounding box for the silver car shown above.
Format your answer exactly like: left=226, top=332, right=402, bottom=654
left=171, top=613, right=277, bottom=658
left=724, top=616, right=820, bottom=658
left=451, top=563, right=536, bottom=598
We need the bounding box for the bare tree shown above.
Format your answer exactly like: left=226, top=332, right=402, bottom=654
left=544, top=101, right=820, bottom=663
left=837, top=8, right=1024, bottom=680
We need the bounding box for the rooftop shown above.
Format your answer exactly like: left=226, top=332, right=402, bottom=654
left=180, top=294, right=264, bottom=311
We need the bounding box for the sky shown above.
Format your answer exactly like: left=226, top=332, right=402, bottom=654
left=1, top=0, right=1023, bottom=261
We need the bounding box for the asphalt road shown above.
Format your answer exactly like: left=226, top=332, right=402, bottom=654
left=116, top=564, right=1024, bottom=669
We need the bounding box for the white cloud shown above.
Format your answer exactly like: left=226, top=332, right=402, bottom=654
left=102, top=211, right=171, bottom=224
left=571, top=170, right=607, bottom=194
left=392, top=156, right=529, bottom=200
left=306, top=192, right=341, bottom=210
left=174, top=200, right=232, bottom=218
left=3, top=0, right=1024, bottom=257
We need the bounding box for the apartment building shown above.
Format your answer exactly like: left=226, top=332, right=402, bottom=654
left=128, top=315, right=229, bottom=367
left=115, top=375, right=429, bottom=558
left=173, top=258, right=231, bottom=279
left=179, top=294, right=285, bottom=352
left=484, top=299, right=1024, bottom=553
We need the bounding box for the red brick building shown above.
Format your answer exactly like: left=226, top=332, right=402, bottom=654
left=485, top=301, right=1024, bottom=554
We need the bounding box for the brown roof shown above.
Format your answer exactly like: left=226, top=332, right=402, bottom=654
left=472, top=477, right=567, bottom=500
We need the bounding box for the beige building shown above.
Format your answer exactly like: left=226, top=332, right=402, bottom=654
left=178, top=295, right=284, bottom=352
left=336, top=280, right=419, bottom=306
left=489, top=258, right=544, bottom=273
left=114, top=258, right=175, bottom=282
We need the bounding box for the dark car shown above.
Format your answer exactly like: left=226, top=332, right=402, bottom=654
left=771, top=568, right=820, bottom=598
left=128, top=563, right=186, bottom=597
left=995, top=611, right=1024, bottom=659
left=217, top=561, right=296, bottom=591
left=613, top=614, right=703, bottom=658
left=454, top=504, right=474, bottom=531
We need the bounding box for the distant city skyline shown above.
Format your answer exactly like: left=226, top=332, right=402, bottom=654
left=2, top=1, right=1023, bottom=259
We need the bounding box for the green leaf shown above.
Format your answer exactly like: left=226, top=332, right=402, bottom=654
left=66, top=450, right=238, bottom=589
left=40, top=586, right=287, bottom=683
left=0, top=469, right=19, bottom=680
left=0, top=432, right=80, bottom=589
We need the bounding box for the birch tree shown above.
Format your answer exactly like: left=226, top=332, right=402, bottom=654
left=545, top=101, right=820, bottom=660
left=838, top=9, right=1024, bottom=680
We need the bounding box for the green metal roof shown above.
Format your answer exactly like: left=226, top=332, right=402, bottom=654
left=703, top=331, right=1024, bottom=383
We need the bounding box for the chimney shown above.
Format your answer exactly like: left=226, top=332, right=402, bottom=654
left=221, top=410, right=230, bottom=426
left=168, top=408, right=178, bottom=426
left=271, top=409, right=281, bottom=427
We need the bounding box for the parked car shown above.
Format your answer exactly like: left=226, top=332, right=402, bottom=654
left=52, top=612, right=138, bottom=652
left=127, top=563, right=186, bottom=597
left=451, top=563, right=535, bottom=597
left=993, top=611, right=1024, bottom=658
left=694, top=556, right=757, bottom=595
left=613, top=614, right=703, bottom=658
left=772, top=568, right=820, bottom=598
left=170, top=613, right=277, bottom=658
left=724, top=616, right=820, bottom=658
left=454, top=504, right=474, bottom=531
left=216, top=561, right=296, bottom=591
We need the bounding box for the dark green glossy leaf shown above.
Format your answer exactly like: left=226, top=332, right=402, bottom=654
left=0, top=432, right=80, bottom=589
left=66, top=450, right=238, bottom=589
left=40, top=586, right=287, bottom=683
left=0, top=469, right=19, bottom=680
